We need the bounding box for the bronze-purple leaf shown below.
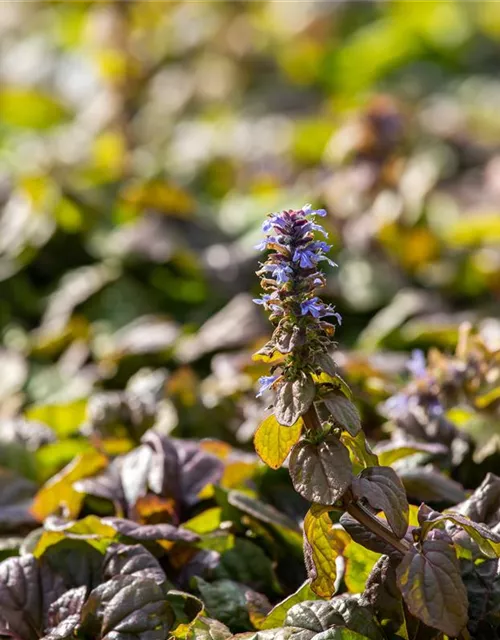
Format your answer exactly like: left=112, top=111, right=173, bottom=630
left=322, top=392, right=361, bottom=436
left=102, top=543, right=168, bottom=584
left=0, top=555, right=65, bottom=640
left=43, top=586, right=86, bottom=639
left=289, top=436, right=352, bottom=505
left=81, top=574, right=174, bottom=639
left=352, top=466, right=409, bottom=539
left=102, top=517, right=199, bottom=544
left=418, top=505, right=500, bottom=559
left=453, top=472, right=500, bottom=528
left=396, top=539, right=468, bottom=637
left=274, top=376, right=316, bottom=427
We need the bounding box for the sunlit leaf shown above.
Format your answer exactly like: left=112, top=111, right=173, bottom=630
left=31, top=451, right=108, bottom=521
left=254, top=415, right=303, bottom=469
left=343, top=541, right=380, bottom=594
left=26, top=399, right=87, bottom=439
left=0, top=87, right=69, bottom=129
left=303, top=508, right=349, bottom=597
left=260, top=581, right=318, bottom=630
left=340, top=432, right=378, bottom=472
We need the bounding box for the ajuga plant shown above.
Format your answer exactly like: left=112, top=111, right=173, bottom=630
left=384, top=325, right=500, bottom=468
left=252, top=205, right=500, bottom=639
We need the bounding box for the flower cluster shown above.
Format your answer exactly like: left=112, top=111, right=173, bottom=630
left=253, top=204, right=341, bottom=395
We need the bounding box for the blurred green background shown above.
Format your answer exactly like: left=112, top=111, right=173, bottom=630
left=0, top=0, right=499, bottom=441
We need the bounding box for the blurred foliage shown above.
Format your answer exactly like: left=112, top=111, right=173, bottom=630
left=0, top=1, right=499, bottom=638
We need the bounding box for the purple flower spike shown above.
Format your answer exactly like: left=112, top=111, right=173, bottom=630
left=382, top=393, right=410, bottom=419
left=257, top=375, right=279, bottom=397
left=300, top=297, right=326, bottom=318
left=253, top=294, right=271, bottom=305
left=302, top=203, right=327, bottom=217
left=407, top=349, right=427, bottom=379
left=293, top=247, right=318, bottom=269
left=254, top=239, right=269, bottom=251
left=254, top=203, right=340, bottom=395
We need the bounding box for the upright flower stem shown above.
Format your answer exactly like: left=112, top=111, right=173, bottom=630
left=304, top=406, right=410, bottom=556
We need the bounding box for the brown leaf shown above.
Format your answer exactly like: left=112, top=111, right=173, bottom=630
left=396, top=539, right=468, bottom=637
left=352, top=466, right=409, bottom=539
left=323, top=392, right=361, bottom=436
left=274, top=376, right=316, bottom=427
left=289, top=436, right=352, bottom=505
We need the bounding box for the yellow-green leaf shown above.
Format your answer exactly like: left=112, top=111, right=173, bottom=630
left=303, top=507, right=350, bottom=598
left=26, top=399, right=87, bottom=439
left=0, top=87, right=69, bottom=129
left=341, top=431, right=379, bottom=472
left=33, top=514, right=116, bottom=558
left=344, top=541, right=381, bottom=593
left=31, top=450, right=108, bottom=521
left=254, top=415, right=303, bottom=470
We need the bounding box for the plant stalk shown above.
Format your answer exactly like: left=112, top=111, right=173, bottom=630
left=304, top=405, right=410, bottom=556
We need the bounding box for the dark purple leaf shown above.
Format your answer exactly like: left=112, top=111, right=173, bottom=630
left=339, top=514, right=405, bottom=559
left=102, top=517, right=199, bottom=544
left=322, top=392, right=361, bottom=436
left=74, top=458, right=125, bottom=506
left=142, top=431, right=181, bottom=502
left=41, top=616, right=80, bottom=640
left=284, top=600, right=344, bottom=633
left=361, top=555, right=402, bottom=623
left=352, top=466, right=408, bottom=538
left=274, top=377, right=316, bottom=427
left=171, top=438, right=224, bottom=506
left=453, top=472, right=500, bottom=528
left=81, top=574, right=174, bottom=640
left=0, top=555, right=65, bottom=640
left=397, top=463, right=466, bottom=504
left=417, top=504, right=500, bottom=559
left=396, top=539, right=468, bottom=637
left=102, top=543, right=168, bottom=584
left=43, top=586, right=86, bottom=639
left=289, top=436, right=352, bottom=505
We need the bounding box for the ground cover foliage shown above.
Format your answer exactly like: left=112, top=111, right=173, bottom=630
left=0, top=1, right=500, bottom=639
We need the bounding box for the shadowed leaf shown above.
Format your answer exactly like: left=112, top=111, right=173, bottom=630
left=44, top=586, right=86, bottom=639
left=81, top=574, right=174, bottom=640
left=284, top=600, right=344, bottom=636
left=418, top=505, right=500, bottom=559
